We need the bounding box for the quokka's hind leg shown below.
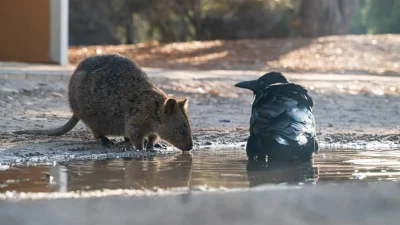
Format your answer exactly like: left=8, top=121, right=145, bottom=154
left=93, top=131, right=114, bottom=148
left=97, top=136, right=114, bottom=148
left=84, top=121, right=115, bottom=147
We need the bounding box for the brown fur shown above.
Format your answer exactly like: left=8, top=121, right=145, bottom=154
left=14, top=54, right=193, bottom=151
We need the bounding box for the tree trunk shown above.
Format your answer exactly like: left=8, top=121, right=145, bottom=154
left=69, top=0, right=120, bottom=45
left=298, top=0, right=357, bottom=37
left=126, top=21, right=135, bottom=44
left=118, top=9, right=135, bottom=44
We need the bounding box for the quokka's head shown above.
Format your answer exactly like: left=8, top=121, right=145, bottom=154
left=160, top=98, right=193, bottom=151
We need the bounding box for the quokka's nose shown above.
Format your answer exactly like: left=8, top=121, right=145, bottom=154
left=185, top=143, right=193, bottom=151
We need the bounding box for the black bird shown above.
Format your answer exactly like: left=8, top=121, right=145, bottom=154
left=235, top=72, right=318, bottom=162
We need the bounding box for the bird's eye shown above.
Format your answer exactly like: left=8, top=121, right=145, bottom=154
left=179, top=130, right=185, bottom=136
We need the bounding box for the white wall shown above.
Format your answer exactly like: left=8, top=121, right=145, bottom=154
left=50, top=0, right=69, bottom=65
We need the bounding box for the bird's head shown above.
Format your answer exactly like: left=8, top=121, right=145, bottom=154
left=234, top=71, right=289, bottom=95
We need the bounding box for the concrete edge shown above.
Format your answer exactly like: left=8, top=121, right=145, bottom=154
left=0, top=182, right=400, bottom=225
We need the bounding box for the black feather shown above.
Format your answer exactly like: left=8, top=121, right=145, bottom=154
left=243, top=76, right=318, bottom=162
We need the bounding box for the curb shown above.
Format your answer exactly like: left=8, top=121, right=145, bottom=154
left=1, top=65, right=400, bottom=82
left=0, top=70, right=73, bottom=81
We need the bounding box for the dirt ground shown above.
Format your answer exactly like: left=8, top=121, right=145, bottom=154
left=1, top=68, right=400, bottom=165
left=69, top=34, right=400, bottom=75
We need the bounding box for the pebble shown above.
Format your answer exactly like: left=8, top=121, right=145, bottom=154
left=51, top=92, right=64, bottom=98
left=0, top=87, right=18, bottom=94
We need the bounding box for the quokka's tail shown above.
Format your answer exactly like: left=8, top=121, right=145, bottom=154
left=13, top=115, right=80, bottom=136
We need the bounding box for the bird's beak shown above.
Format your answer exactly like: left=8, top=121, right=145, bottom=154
left=234, top=80, right=258, bottom=91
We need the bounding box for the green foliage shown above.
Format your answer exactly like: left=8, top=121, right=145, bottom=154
left=351, top=0, right=400, bottom=34
left=350, top=0, right=367, bottom=34
left=127, top=0, right=298, bottom=43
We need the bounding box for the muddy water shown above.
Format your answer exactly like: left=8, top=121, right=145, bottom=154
left=1, top=148, right=400, bottom=193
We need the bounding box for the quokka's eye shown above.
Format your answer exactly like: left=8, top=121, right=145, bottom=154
left=179, top=130, right=185, bottom=136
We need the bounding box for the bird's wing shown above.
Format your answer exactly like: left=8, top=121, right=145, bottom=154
left=250, top=83, right=316, bottom=146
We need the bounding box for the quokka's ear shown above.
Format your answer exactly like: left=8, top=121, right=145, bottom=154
left=165, top=98, right=178, bottom=114
left=178, top=99, right=189, bottom=111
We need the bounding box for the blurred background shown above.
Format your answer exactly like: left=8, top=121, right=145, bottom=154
left=1, top=0, right=399, bottom=74
left=69, top=0, right=399, bottom=45
left=67, top=0, right=400, bottom=75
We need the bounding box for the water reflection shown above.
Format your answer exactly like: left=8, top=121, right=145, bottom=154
left=62, top=154, right=193, bottom=191
left=0, top=165, right=50, bottom=192
left=0, top=148, right=400, bottom=193
left=246, top=161, right=318, bottom=187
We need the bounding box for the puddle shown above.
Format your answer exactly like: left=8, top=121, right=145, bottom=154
left=0, top=148, right=399, bottom=193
